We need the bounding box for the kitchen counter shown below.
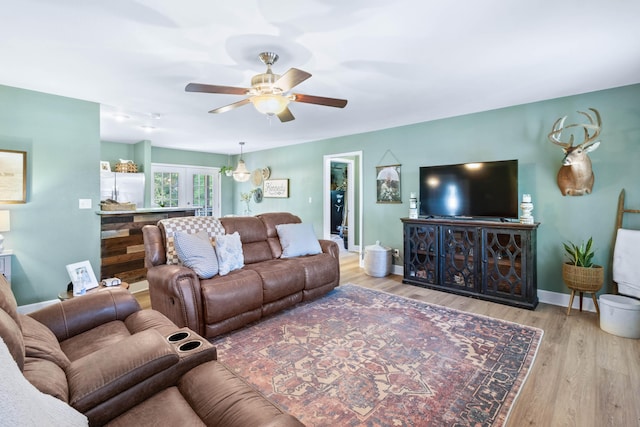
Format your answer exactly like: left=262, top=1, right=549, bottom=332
left=96, top=207, right=199, bottom=215
left=98, top=207, right=197, bottom=282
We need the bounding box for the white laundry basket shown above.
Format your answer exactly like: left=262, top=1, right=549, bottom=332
left=599, top=294, right=640, bottom=339
left=364, top=241, right=392, bottom=277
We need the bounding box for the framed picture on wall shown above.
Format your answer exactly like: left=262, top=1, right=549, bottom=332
left=264, top=179, right=289, bottom=198
left=376, top=164, right=401, bottom=203
left=100, top=161, right=111, bottom=172
left=0, top=149, right=27, bottom=203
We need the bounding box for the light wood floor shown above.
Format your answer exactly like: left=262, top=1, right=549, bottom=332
left=135, top=253, right=640, bottom=427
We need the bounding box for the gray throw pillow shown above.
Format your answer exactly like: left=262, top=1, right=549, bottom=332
left=215, top=232, right=244, bottom=276
left=174, top=231, right=219, bottom=279
left=276, top=223, right=322, bottom=258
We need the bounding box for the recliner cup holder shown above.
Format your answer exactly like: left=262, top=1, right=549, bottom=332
left=178, top=340, right=202, bottom=352
left=167, top=331, right=190, bottom=342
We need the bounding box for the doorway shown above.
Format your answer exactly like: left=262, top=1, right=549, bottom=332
left=323, top=151, right=363, bottom=257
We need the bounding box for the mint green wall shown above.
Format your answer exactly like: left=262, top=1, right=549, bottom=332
left=4, top=82, right=638, bottom=305
left=235, top=141, right=330, bottom=232
left=241, top=84, right=640, bottom=295
left=100, top=140, right=137, bottom=168
left=0, top=85, right=101, bottom=305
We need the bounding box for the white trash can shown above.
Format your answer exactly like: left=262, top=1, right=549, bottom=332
left=364, top=241, right=392, bottom=277
left=599, top=294, right=640, bottom=339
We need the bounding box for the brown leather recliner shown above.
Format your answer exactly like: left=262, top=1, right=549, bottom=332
left=0, top=274, right=303, bottom=426
left=143, top=212, right=340, bottom=339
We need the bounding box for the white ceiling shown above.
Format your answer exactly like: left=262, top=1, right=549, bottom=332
left=1, top=0, right=639, bottom=155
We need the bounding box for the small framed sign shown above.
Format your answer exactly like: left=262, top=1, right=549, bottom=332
left=264, top=179, right=289, bottom=198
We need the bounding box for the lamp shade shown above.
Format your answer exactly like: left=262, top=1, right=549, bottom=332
left=232, top=160, right=251, bottom=182
left=0, top=211, right=10, bottom=232
left=251, top=94, right=290, bottom=115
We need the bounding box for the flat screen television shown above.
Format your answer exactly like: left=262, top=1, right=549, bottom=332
left=419, top=160, right=518, bottom=219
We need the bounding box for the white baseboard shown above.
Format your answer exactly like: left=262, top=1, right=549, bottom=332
left=17, top=299, right=59, bottom=315
left=391, top=263, right=403, bottom=276
left=537, top=289, right=598, bottom=312
left=389, top=266, right=595, bottom=311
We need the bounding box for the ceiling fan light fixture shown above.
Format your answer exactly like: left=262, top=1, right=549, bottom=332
left=251, top=94, right=290, bottom=115
left=233, top=142, right=251, bottom=182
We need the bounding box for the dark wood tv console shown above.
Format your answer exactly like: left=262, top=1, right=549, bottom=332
left=401, top=217, right=539, bottom=309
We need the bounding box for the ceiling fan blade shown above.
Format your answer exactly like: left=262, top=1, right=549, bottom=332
left=277, top=107, right=295, bottom=123
left=274, top=68, right=311, bottom=92
left=186, top=83, right=249, bottom=95
left=291, top=93, right=348, bottom=108
left=209, top=98, right=251, bottom=114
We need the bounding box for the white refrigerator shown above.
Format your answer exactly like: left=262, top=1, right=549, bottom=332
left=100, top=172, right=145, bottom=208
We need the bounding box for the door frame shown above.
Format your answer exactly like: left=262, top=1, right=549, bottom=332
left=323, top=151, right=363, bottom=256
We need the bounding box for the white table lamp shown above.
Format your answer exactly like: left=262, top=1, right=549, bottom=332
left=0, top=211, right=10, bottom=253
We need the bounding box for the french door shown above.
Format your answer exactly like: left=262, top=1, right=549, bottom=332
left=151, top=164, right=221, bottom=217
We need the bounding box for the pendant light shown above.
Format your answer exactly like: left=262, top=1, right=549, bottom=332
left=233, top=142, right=251, bottom=182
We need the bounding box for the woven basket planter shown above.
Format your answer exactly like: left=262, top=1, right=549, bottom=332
left=562, top=263, right=604, bottom=292
left=114, top=162, right=138, bottom=173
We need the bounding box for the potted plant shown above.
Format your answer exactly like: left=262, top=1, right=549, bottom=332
left=562, top=237, right=604, bottom=292
left=240, top=189, right=256, bottom=215
left=220, top=165, right=234, bottom=177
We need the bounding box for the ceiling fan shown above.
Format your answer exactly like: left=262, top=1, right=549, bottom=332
left=185, top=52, right=348, bottom=122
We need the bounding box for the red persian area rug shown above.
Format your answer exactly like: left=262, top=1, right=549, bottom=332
left=213, top=284, right=543, bottom=426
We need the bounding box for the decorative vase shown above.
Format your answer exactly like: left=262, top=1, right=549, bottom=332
left=562, top=263, right=604, bottom=292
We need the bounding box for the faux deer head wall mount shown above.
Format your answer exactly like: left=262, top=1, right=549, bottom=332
left=548, top=108, right=602, bottom=196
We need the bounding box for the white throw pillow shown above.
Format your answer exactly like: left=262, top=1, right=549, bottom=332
left=276, top=223, right=322, bottom=258
left=215, top=232, right=244, bottom=276
left=174, top=231, right=219, bottom=279
left=0, top=337, right=89, bottom=427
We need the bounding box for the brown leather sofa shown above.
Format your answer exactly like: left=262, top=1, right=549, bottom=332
left=143, top=212, right=340, bottom=338
left=0, top=274, right=303, bottom=427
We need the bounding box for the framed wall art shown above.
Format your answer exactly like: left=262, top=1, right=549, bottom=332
left=376, top=164, right=401, bottom=203
left=264, top=179, right=289, bottom=198
left=0, top=149, right=27, bottom=203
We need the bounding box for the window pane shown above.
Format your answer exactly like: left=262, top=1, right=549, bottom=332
left=192, top=173, right=214, bottom=216
left=154, top=172, right=179, bottom=207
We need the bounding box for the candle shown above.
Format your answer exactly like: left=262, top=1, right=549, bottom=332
left=522, top=194, right=531, bottom=203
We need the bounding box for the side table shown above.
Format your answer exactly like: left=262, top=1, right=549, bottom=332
left=0, top=250, right=13, bottom=284
left=58, top=282, right=129, bottom=301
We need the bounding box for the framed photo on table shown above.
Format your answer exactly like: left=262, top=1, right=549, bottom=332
left=66, top=260, right=99, bottom=292
left=0, top=149, right=27, bottom=203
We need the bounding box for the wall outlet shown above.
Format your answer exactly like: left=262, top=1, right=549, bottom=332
left=392, top=248, right=400, bottom=258
left=79, top=199, right=92, bottom=209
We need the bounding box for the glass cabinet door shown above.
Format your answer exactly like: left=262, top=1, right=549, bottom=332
left=441, top=226, right=477, bottom=290
left=404, top=224, right=438, bottom=284
left=482, top=229, right=528, bottom=301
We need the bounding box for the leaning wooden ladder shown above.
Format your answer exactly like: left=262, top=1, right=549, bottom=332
left=612, top=188, right=640, bottom=293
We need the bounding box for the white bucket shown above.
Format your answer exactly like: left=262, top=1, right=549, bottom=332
left=599, top=294, right=640, bottom=339
left=364, top=241, right=392, bottom=277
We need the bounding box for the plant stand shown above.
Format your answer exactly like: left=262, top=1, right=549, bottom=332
left=563, top=263, right=604, bottom=316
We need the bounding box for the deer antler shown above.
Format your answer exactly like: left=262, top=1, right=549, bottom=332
left=575, top=108, right=601, bottom=148
left=548, top=108, right=601, bottom=149
left=548, top=115, right=572, bottom=148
